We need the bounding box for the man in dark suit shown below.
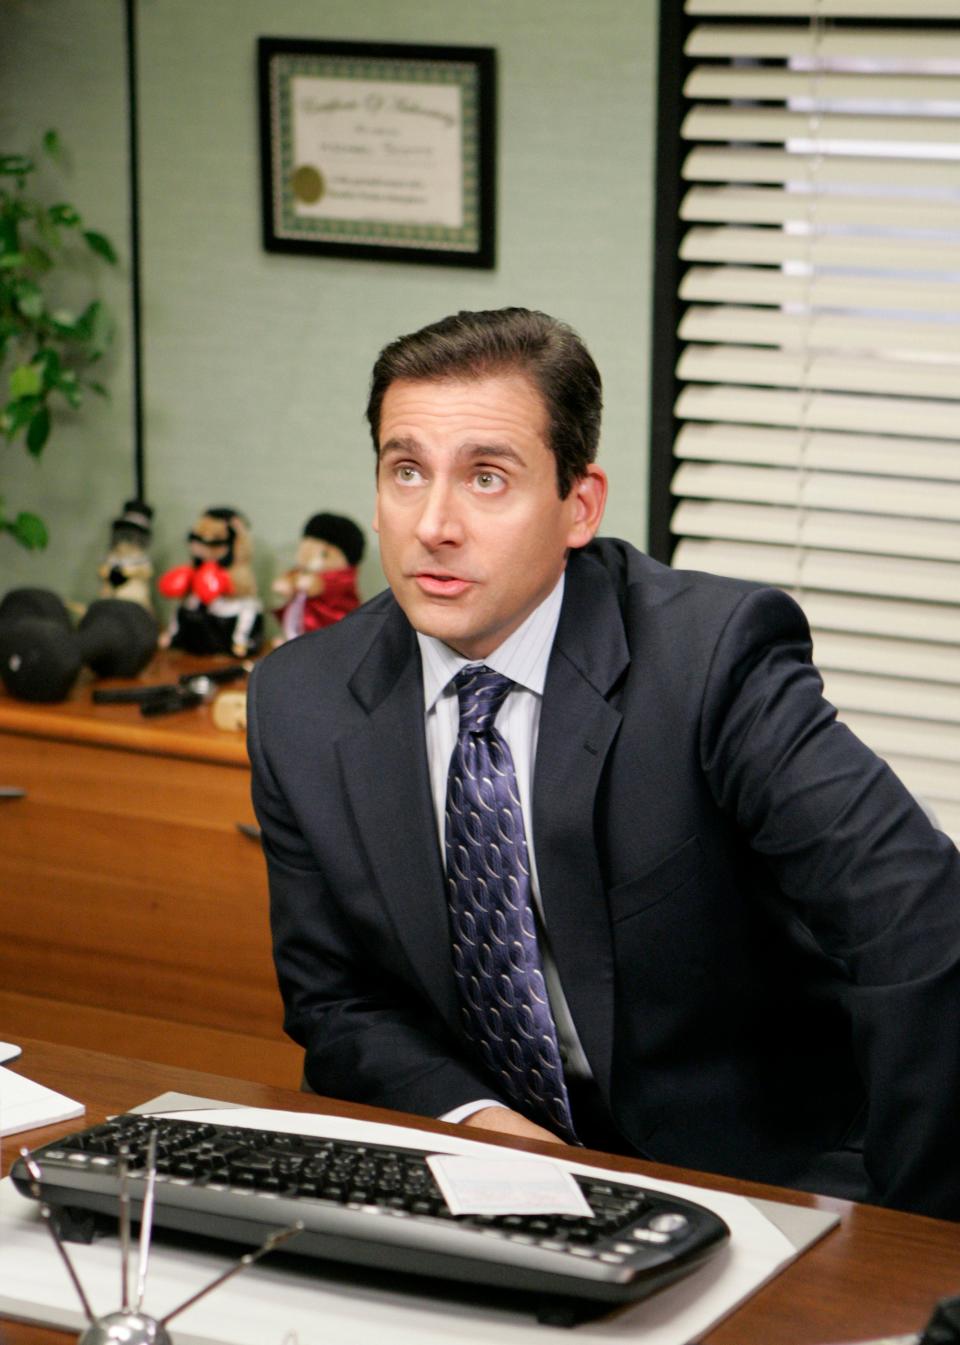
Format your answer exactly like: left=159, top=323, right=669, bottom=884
left=248, top=308, right=960, bottom=1220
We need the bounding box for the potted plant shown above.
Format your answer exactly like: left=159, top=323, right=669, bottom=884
left=1, top=130, right=118, bottom=549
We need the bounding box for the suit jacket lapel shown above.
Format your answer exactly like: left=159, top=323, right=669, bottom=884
left=336, top=604, right=460, bottom=1025
left=534, top=552, right=629, bottom=1096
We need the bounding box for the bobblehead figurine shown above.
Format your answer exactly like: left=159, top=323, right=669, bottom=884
left=158, top=507, right=264, bottom=658
left=97, top=500, right=155, bottom=612
left=272, top=512, right=364, bottom=643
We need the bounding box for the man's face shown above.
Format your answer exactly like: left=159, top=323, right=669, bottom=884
left=373, top=373, right=606, bottom=660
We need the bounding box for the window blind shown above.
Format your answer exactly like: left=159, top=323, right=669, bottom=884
left=672, top=1, right=960, bottom=844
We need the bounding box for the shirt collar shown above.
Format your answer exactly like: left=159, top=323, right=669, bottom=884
left=418, top=573, right=565, bottom=714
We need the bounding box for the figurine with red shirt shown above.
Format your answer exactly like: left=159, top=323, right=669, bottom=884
left=272, top=512, right=364, bottom=643
left=158, top=507, right=264, bottom=658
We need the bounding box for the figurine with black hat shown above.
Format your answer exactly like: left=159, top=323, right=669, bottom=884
left=272, top=511, right=364, bottom=643
left=97, top=499, right=155, bottom=612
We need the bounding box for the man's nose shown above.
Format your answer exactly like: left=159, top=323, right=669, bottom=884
left=415, top=480, right=463, bottom=548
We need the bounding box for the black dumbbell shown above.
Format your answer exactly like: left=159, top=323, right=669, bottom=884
left=0, top=588, right=158, bottom=702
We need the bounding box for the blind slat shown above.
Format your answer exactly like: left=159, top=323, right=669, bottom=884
left=671, top=499, right=960, bottom=562
left=671, top=537, right=960, bottom=601
left=802, top=591, right=960, bottom=645
left=685, top=67, right=960, bottom=104
left=683, top=147, right=960, bottom=188
left=672, top=461, right=960, bottom=521
left=675, top=423, right=960, bottom=482
left=681, top=186, right=960, bottom=230
left=685, top=24, right=960, bottom=60
left=680, top=265, right=960, bottom=313
left=678, top=305, right=960, bottom=355
left=676, top=385, right=960, bottom=437
left=677, top=345, right=960, bottom=400
left=688, top=2, right=960, bottom=18
left=681, top=226, right=960, bottom=272
left=683, top=105, right=960, bottom=145
left=813, top=632, right=960, bottom=685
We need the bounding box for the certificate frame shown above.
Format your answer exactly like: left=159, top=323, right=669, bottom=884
left=257, top=37, right=496, bottom=269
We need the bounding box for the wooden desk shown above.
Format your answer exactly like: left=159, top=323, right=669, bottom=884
left=0, top=656, right=302, bottom=1088
left=3, top=1039, right=959, bottom=1345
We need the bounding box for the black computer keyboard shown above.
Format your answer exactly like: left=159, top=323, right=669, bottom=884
left=13, top=1114, right=729, bottom=1323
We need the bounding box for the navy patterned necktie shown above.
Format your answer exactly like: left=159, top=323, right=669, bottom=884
left=444, top=665, right=578, bottom=1143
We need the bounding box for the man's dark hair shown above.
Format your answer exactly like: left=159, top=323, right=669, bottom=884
left=366, top=307, right=602, bottom=498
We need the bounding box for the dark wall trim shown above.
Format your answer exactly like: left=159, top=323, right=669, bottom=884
left=647, top=1, right=691, bottom=563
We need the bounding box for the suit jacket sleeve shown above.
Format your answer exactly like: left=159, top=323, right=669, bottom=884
left=247, top=658, right=497, bottom=1119
left=699, top=584, right=960, bottom=1218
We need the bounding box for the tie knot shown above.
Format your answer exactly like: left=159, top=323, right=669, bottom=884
left=453, top=665, right=513, bottom=734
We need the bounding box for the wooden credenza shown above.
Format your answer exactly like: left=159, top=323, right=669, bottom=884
left=0, top=652, right=303, bottom=1087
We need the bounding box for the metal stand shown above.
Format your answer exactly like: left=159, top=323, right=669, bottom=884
left=19, top=1138, right=302, bottom=1344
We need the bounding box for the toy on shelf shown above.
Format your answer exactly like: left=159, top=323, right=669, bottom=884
left=97, top=500, right=155, bottom=611
left=272, top=512, right=364, bottom=643
left=158, top=507, right=263, bottom=659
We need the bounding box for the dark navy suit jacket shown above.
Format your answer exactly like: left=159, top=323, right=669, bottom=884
left=248, top=539, right=960, bottom=1219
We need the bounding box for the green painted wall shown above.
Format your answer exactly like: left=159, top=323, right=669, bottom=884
left=1, top=0, right=659, bottom=615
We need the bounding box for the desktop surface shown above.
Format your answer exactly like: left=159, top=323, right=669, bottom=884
left=3, top=1039, right=959, bottom=1345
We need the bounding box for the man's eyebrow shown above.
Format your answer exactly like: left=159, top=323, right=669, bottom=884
left=379, top=435, right=419, bottom=457
left=458, top=442, right=526, bottom=467
left=378, top=438, right=526, bottom=467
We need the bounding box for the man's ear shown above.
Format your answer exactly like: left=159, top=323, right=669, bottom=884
left=371, top=494, right=380, bottom=535
left=566, top=465, right=608, bottom=550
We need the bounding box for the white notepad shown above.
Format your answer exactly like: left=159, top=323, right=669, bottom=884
left=0, top=1064, right=84, bottom=1137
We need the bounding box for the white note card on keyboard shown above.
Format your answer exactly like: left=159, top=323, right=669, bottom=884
left=0, top=1065, right=84, bottom=1138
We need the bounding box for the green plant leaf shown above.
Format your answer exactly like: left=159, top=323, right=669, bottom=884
left=0, top=321, right=17, bottom=360
left=3, top=395, right=40, bottom=437
left=35, top=347, right=61, bottom=388
left=0, top=250, right=26, bottom=270
left=72, top=300, right=96, bottom=339
left=0, top=154, right=33, bottom=177
left=50, top=202, right=81, bottom=228
left=9, top=362, right=43, bottom=398
left=26, top=403, right=50, bottom=455
left=0, top=214, right=19, bottom=255
left=10, top=510, right=48, bottom=549
left=42, top=130, right=60, bottom=159
left=50, top=308, right=78, bottom=336
left=87, top=380, right=109, bottom=397
left=83, top=229, right=117, bottom=264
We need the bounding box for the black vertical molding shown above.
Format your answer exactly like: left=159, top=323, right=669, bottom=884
left=647, top=2, right=692, bottom=564
left=124, top=0, right=146, bottom=502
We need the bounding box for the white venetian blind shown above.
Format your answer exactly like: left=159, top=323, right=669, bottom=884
left=672, top=0, right=960, bottom=845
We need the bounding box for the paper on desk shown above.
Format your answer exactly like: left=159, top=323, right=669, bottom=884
left=426, top=1153, right=594, bottom=1216
left=0, top=1042, right=21, bottom=1065
left=0, top=1064, right=84, bottom=1138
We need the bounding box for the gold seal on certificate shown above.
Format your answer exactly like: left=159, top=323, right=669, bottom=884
left=290, top=165, right=325, bottom=204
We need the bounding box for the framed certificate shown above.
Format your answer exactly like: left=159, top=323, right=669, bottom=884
left=258, top=38, right=496, bottom=269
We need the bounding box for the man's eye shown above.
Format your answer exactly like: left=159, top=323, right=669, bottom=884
left=395, top=464, right=422, bottom=484
left=474, top=470, right=504, bottom=492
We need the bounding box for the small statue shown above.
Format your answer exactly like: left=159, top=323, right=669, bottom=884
left=158, top=507, right=263, bottom=658
left=272, top=512, right=364, bottom=643
left=97, top=500, right=154, bottom=612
